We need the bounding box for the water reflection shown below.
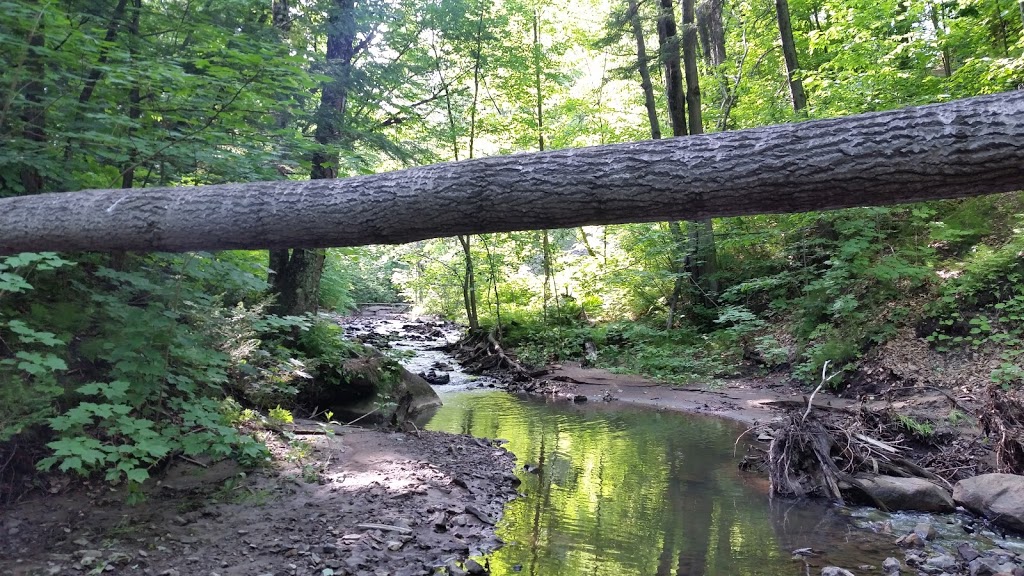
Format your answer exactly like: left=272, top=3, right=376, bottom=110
left=426, top=391, right=890, bottom=576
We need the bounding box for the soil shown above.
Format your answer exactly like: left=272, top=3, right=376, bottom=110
left=1, top=426, right=518, bottom=576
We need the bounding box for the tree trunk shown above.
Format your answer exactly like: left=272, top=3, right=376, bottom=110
left=665, top=221, right=686, bottom=329
left=533, top=9, right=546, bottom=152
left=776, top=0, right=807, bottom=112
left=1, top=93, right=1023, bottom=255
left=272, top=0, right=356, bottom=316
left=121, top=0, right=142, bottom=190
left=628, top=0, right=662, bottom=139
left=681, top=0, right=718, bottom=304
left=18, top=10, right=46, bottom=196
left=458, top=234, right=479, bottom=330
left=271, top=248, right=326, bottom=316
left=696, top=0, right=725, bottom=66
left=657, top=0, right=688, bottom=137
left=929, top=3, right=952, bottom=77
left=76, top=0, right=130, bottom=109
left=681, top=0, right=701, bottom=136
left=482, top=235, right=503, bottom=336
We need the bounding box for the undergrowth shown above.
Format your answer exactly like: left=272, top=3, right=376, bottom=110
left=0, top=251, right=388, bottom=498
left=496, top=200, right=1024, bottom=393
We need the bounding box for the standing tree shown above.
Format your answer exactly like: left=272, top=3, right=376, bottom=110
left=775, top=0, right=807, bottom=112
left=628, top=0, right=662, bottom=139
left=681, top=0, right=718, bottom=305
left=270, top=0, right=363, bottom=316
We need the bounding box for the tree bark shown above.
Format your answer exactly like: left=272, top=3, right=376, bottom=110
left=1, top=93, right=1023, bottom=255
left=681, top=0, right=718, bottom=304
left=18, top=10, right=46, bottom=196
left=696, top=0, right=725, bottom=66
left=628, top=0, right=662, bottom=140
left=657, top=0, right=687, bottom=137
left=776, top=0, right=807, bottom=112
left=681, top=0, right=701, bottom=137
left=271, top=0, right=356, bottom=315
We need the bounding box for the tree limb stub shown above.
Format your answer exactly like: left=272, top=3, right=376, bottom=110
left=1, top=91, right=1022, bottom=255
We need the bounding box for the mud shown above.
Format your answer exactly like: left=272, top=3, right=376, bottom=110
left=1, top=427, right=518, bottom=576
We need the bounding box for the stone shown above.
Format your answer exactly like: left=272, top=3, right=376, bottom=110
left=967, top=554, right=1020, bottom=576
left=895, top=532, right=926, bottom=548
left=445, top=561, right=468, bottom=576
left=464, top=559, right=486, bottom=575
left=820, top=568, right=855, bottom=576
left=851, top=474, right=955, bottom=512
left=883, top=557, right=901, bottom=575
left=419, top=370, right=451, bottom=385
left=914, top=522, right=937, bottom=541
left=924, top=554, right=958, bottom=571
left=953, top=474, right=1024, bottom=533
left=958, top=543, right=982, bottom=562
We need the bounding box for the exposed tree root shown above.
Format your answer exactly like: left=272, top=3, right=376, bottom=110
left=764, top=399, right=971, bottom=505
left=980, top=384, right=1024, bottom=474
left=766, top=409, right=959, bottom=506
left=450, top=328, right=533, bottom=380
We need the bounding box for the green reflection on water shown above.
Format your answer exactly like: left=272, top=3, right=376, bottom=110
left=425, top=391, right=794, bottom=576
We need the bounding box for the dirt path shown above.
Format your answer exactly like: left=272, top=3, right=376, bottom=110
left=1, top=428, right=518, bottom=576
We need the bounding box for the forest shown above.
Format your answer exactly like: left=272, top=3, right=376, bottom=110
left=1, top=0, right=1024, bottom=497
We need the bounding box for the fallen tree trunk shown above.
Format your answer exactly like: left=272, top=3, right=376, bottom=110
left=1, top=92, right=1023, bottom=254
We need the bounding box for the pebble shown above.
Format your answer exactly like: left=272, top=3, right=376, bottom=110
left=820, top=567, right=855, bottom=576
left=914, top=522, right=937, bottom=541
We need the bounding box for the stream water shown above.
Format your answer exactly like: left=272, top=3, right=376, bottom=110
left=342, top=311, right=1023, bottom=576
left=425, top=390, right=896, bottom=576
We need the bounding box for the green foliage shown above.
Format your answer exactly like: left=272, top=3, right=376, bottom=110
left=268, top=406, right=294, bottom=426
left=925, top=215, right=1024, bottom=388
left=502, top=312, right=594, bottom=367
left=594, top=322, right=731, bottom=384
left=320, top=248, right=402, bottom=310
left=0, top=253, right=75, bottom=440
left=895, top=413, right=935, bottom=439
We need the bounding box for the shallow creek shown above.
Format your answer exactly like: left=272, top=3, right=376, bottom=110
left=342, top=312, right=1024, bottom=576
left=427, top=390, right=890, bottom=575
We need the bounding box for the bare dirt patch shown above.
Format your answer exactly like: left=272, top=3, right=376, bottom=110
left=1, top=427, right=518, bottom=576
